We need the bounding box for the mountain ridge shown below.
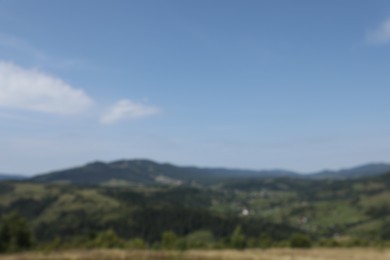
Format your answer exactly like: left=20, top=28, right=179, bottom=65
left=28, top=159, right=390, bottom=187
left=0, top=173, right=26, bottom=181
left=309, top=162, right=390, bottom=179
left=30, top=159, right=299, bottom=186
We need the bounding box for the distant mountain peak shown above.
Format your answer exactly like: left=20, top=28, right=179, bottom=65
left=27, top=159, right=390, bottom=186
left=310, top=162, right=390, bottom=179
left=29, top=159, right=300, bottom=186
left=0, top=173, right=26, bottom=181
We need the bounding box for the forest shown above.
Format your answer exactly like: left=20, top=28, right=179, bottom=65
left=1, top=168, right=390, bottom=253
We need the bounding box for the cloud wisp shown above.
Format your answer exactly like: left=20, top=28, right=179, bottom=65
left=366, top=18, right=390, bottom=45
left=100, top=99, right=161, bottom=124
left=0, top=61, right=93, bottom=115
left=0, top=33, right=97, bottom=71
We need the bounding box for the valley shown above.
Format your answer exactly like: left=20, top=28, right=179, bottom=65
left=1, top=159, right=390, bottom=252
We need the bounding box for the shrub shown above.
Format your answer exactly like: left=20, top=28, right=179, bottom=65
left=230, top=226, right=246, bottom=249
left=259, top=233, right=273, bottom=248
left=289, top=234, right=311, bottom=248
left=161, top=231, right=178, bottom=249
left=317, top=238, right=340, bottom=247
left=0, top=212, right=33, bottom=252
left=185, top=230, right=215, bottom=249
left=93, top=229, right=124, bottom=248
left=381, top=221, right=390, bottom=240
left=128, top=238, right=145, bottom=249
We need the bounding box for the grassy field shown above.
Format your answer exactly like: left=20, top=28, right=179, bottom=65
left=1, top=249, right=390, bottom=260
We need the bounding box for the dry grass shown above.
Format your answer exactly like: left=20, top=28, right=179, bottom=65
left=1, top=248, right=390, bottom=260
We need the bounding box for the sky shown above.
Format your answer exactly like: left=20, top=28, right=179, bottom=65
left=1, top=0, right=390, bottom=175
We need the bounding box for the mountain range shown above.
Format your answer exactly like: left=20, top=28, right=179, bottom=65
left=309, top=163, right=390, bottom=179
left=30, top=159, right=298, bottom=186
left=0, top=173, right=26, bottom=181
left=1, top=159, right=390, bottom=245
left=28, top=159, right=390, bottom=187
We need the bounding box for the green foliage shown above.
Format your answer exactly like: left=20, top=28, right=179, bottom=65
left=93, top=229, right=124, bottom=248
left=128, top=238, right=145, bottom=249
left=0, top=219, right=10, bottom=251
left=230, top=226, right=246, bottom=249
left=161, top=231, right=178, bottom=249
left=185, top=230, right=215, bottom=249
left=0, top=212, right=33, bottom=252
left=38, top=237, right=63, bottom=253
left=246, top=237, right=258, bottom=248
left=289, top=234, right=311, bottom=248
left=380, top=221, right=390, bottom=240
left=259, top=233, right=273, bottom=248
left=317, top=238, right=340, bottom=247
left=365, top=205, right=390, bottom=218
left=3, top=172, right=390, bottom=251
left=343, top=237, right=370, bottom=247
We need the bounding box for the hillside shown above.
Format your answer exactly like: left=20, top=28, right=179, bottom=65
left=1, top=171, right=390, bottom=247
left=219, top=171, right=390, bottom=239
left=310, top=163, right=390, bottom=179
left=0, top=181, right=300, bottom=244
left=30, top=159, right=299, bottom=186
left=29, top=159, right=390, bottom=187
left=4, top=159, right=390, bottom=249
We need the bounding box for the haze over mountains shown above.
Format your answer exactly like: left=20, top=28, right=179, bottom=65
left=0, top=173, right=26, bottom=181
left=28, top=159, right=390, bottom=187
left=310, top=163, right=390, bottom=179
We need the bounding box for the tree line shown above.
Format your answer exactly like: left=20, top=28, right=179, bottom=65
left=2, top=212, right=390, bottom=253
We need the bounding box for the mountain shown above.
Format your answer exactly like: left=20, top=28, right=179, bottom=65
left=30, top=159, right=299, bottom=186
left=309, top=163, right=390, bottom=179
left=4, top=170, right=390, bottom=246
left=0, top=173, right=26, bottom=181
left=29, top=159, right=390, bottom=187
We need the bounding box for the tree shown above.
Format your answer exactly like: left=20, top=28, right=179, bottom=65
left=259, top=233, right=273, bottom=248
left=0, top=212, right=33, bottom=252
left=93, top=229, right=123, bottom=248
left=185, top=230, right=215, bottom=249
left=161, top=231, right=178, bottom=249
left=0, top=219, right=11, bottom=252
left=230, top=226, right=246, bottom=249
left=380, top=221, right=390, bottom=240
left=289, top=234, right=311, bottom=248
left=128, top=238, right=145, bottom=249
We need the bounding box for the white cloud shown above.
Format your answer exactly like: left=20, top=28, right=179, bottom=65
left=100, top=99, right=160, bottom=124
left=0, top=61, right=93, bottom=115
left=367, top=18, right=390, bottom=45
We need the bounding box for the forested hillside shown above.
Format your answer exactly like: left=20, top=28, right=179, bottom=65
left=1, top=170, right=390, bottom=251
left=29, top=159, right=390, bottom=187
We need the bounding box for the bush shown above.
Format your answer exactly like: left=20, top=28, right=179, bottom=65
left=289, top=234, right=311, bottom=248
left=128, top=238, right=145, bottom=249
left=41, top=237, right=62, bottom=252
left=230, top=226, right=246, bottom=249
left=317, top=238, right=340, bottom=247
left=246, top=237, right=258, bottom=248
left=185, top=230, right=215, bottom=249
left=161, top=231, right=177, bottom=249
left=343, top=237, right=369, bottom=247
left=0, top=212, right=33, bottom=252
left=93, top=229, right=124, bottom=248
left=259, top=233, right=273, bottom=248
left=381, top=221, right=390, bottom=240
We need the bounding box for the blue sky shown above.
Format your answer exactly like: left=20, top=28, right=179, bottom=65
left=1, top=0, right=390, bottom=175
